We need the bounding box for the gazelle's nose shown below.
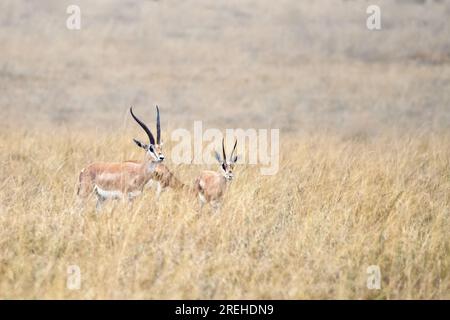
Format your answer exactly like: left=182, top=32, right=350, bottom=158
left=159, top=155, right=165, bottom=161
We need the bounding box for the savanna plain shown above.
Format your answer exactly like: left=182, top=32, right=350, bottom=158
left=0, top=0, right=449, bottom=299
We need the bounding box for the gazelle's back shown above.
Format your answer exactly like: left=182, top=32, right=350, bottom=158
left=78, top=161, right=143, bottom=195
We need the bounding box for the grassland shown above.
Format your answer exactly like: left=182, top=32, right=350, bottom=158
left=0, top=0, right=449, bottom=299
left=0, top=130, right=449, bottom=299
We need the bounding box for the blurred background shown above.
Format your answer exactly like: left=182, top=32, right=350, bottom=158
left=1, top=0, right=449, bottom=136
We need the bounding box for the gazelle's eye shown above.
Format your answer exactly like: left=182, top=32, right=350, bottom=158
left=222, top=163, right=226, bottom=170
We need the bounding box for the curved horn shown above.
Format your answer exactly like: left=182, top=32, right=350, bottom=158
left=222, top=138, right=226, bottom=163
left=156, top=105, right=161, bottom=144
left=130, top=107, right=155, bottom=146
left=230, top=139, right=238, bottom=159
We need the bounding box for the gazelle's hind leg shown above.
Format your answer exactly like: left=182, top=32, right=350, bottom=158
left=76, top=169, right=95, bottom=211
left=77, top=169, right=93, bottom=197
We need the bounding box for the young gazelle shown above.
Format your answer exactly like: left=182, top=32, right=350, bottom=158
left=77, top=106, right=165, bottom=210
left=150, top=163, right=189, bottom=197
left=123, top=161, right=188, bottom=199
left=194, top=139, right=238, bottom=211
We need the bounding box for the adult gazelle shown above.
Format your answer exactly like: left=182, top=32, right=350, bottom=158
left=77, top=106, right=164, bottom=210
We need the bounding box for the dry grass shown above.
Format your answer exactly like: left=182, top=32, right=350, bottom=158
left=0, top=129, right=449, bottom=299
left=0, top=0, right=450, bottom=299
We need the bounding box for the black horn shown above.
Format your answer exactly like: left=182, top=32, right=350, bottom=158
left=222, top=138, right=226, bottom=163
left=230, top=139, right=237, bottom=159
left=156, top=105, right=161, bottom=144
left=130, top=107, right=155, bottom=146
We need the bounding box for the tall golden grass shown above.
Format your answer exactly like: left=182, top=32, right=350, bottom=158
left=1, top=0, right=450, bottom=300
left=0, top=129, right=448, bottom=299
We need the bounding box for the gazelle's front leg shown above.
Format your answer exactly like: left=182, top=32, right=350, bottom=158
left=210, top=200, right=221, bottom=214
left=96, top=195, right=106, bottom=212
left=127, top=187, right=143, bottom=203
left=155, top=182, right=164, bottom=200
left=198, top=193, right=207, bottom=212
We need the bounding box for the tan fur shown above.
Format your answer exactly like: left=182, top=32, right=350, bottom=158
left=78, top=161, right=151, bottom=197
left=194, top=170, right=227, bottom=203
left=194, top=162, right=235, bottom=212
left=77, top=152, right=163, bottom=209
left=194, top=139, right=238, bottom=211
left=77, top=106, right=165, bottom=209
left=125, top=161, right=189, bottom=195
left=153, top=163, right=186, bottom=189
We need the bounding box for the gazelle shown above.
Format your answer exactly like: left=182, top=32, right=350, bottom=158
left=149, top=163, right=189, bottom=196
left=77, top=106, right=165, bottom=210
left=194, top=139, right=238, bottom=211
left=123, top=161, right=188, bottom=199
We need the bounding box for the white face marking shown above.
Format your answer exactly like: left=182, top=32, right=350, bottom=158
left=221, top=163, right=233, bottom=180
left=147, top=145, right=165, bottom=162
left=147, top=149, right=158, bottom=161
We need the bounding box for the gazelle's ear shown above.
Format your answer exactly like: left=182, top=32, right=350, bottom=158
left=214, top=151, right=222, bottom=163
left=232, top=155, right=239, bottom=163
left=133, top=139, right=148, bottom=150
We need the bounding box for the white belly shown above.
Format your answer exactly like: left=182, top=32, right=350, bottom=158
left=94, top=186, right=143, bottom=200
left=128, top=190, right=142, bottom=198
left=95, top=186, right=123, bottom=199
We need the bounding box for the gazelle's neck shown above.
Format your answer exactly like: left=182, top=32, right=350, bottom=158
left=217, top=171, right=229, bottom=184
left=146, top=160, right=158, bottom=174
left=217, top=167, right=234, bottom=182
left=139, top=155, right=160, bottom=176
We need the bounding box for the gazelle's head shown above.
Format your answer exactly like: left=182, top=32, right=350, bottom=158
left=215, top=139, right=238, bottom=181
left=130, top=106, right=165, bottom=162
